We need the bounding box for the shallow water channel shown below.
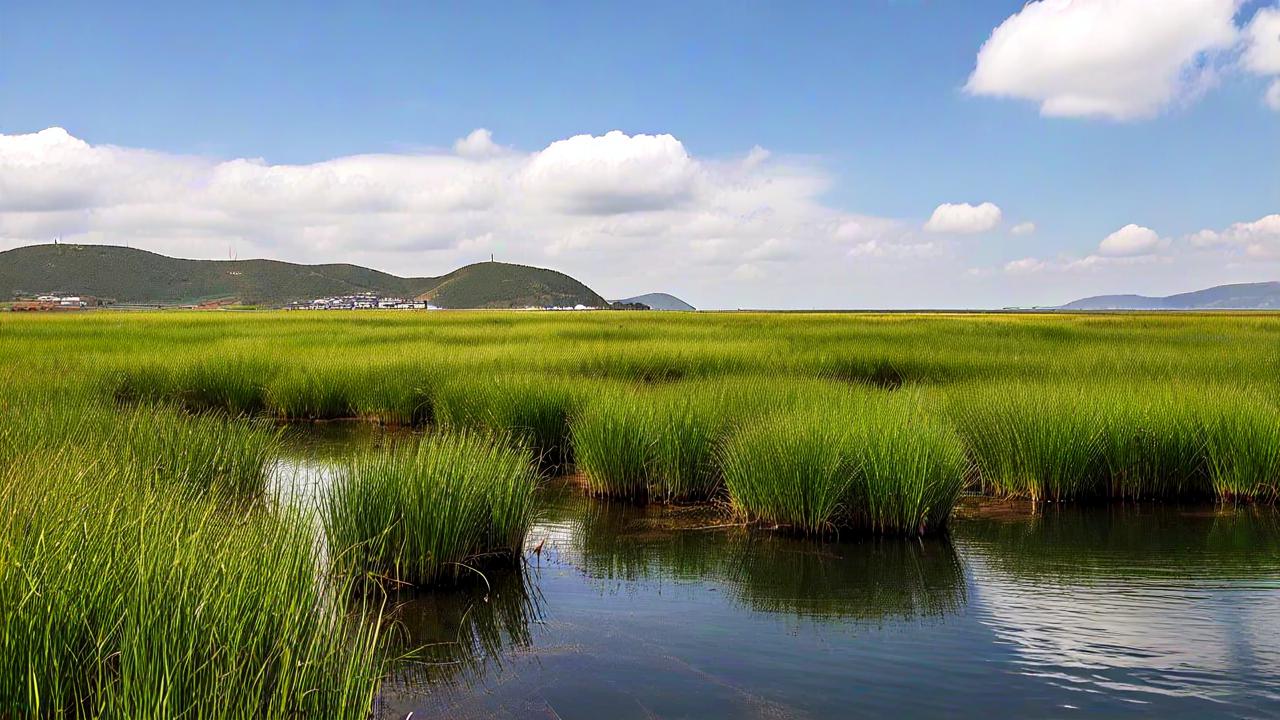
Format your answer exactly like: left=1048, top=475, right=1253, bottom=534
left=281, top=424, right=1280, bottom=719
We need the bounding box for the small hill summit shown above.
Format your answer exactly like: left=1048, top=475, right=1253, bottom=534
left=0, top=244, right=608, bottom=309
left=613, top=292, right=695, bottom=311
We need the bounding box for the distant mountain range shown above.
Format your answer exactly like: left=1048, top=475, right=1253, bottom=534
left=0, top=244, right=608, bottom=308
left=613, top=292, right=695, bottom=311
left=1061, top=282, right=1280, bottom=310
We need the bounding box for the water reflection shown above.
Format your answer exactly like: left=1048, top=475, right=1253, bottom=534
left=955, top=502, right=1280, bottom=714
left=375, top=569, right=543, bottom=694
left=541, top=483, right=966, bottom=623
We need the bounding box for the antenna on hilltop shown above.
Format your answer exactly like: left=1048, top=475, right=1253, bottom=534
left=490, top=253, right=494, bottom=263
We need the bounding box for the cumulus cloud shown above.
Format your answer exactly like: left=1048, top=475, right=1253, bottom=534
left=1190, top=214, right=1280, bottom=258
left=0, top=127, right=927, bottom=307
left=453, top=128, right=503, bottom=158
left=522, top=131, right=701, bottom=215
left=1098, top=224, right=1165, bottom=256
left=1243, top=7, right=1280, bottom=75
left=1244, top=7, right=1280, bottom=110
left=966, top=0, right=1239, bottom=120
left=1010, top=221, right=1036, bottom=236
left=923, top=202, right=1002, bottom=234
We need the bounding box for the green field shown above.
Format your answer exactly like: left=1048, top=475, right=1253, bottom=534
left=2, top=310, right=1279, bottom=716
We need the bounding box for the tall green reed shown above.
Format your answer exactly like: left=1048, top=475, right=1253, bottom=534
left=322, top=431, right=539, bottom=588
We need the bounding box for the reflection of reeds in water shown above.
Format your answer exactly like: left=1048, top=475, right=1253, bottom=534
left=953, top=502, right=1280, bottom=581
left=372, top=567, right=543, bottom=695
left=566, top=495, right=728, bottom=581
left=553, top=489, right=967, bottom=624
left=718, top=536, right=967, bottom=622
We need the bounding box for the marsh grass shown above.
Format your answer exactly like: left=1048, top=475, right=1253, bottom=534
left=720, top=405, right=856, bottom=534
left=571, top=380, right=774, bottom=503
left=122, top=406, right=282, bottom=498
left=721, top=393, right=968, bottom=536
left=73, top=312, right=1280, bottom=508
left=1099, top=392, right=1211, bottom=499
left=952, top=381, right=1280, bottom=503
left=0, top=434, right=384, bottom=718
left=434, top=375, right=579, bottom=472
left=846, top=396, right=970, bottom=535
left=951, top=383, right=1109, bottom=501
left=112, top=357, right=278, bottom=416
left=2, top=394, right=280, bottom=500
left=322, top=431, right=538, bottom=588
left=1202, top=395, right=1280, bottom=503
left=267, top=365, right=359, bottom=420
left=648, top=390, right=727, bottom=502
left=572, top=391, right=656, bottom=499
left=351, top=363, right=436, bottom=426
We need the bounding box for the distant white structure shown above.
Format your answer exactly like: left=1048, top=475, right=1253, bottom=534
left=538, top=304, right=599, bottom=311
left=285, top=292, right=438, bottom=311
left=34, top=294, right=87, bottom=307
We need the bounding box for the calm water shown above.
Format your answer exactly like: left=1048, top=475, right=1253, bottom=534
left=281, top=424, right=1280, bottom=720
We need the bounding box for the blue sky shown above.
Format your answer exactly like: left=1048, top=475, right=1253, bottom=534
left=1, top=1, right=1278, bottom=308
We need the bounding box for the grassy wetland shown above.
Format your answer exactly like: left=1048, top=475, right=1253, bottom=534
left=3, top=309, right=1280, bottom=716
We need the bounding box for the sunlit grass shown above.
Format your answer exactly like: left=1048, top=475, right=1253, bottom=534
left=0, top=408, right=384, bottom=718
left=322, top=431, right=539, bottom=588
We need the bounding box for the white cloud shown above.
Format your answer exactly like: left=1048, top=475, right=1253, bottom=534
left=1244, top=6, right=1280, bottom=110
left=1267, top=79, right=1280, bottom=110
left=966, top=0, right=1239, bottom=120
left=1004, top=257, right=1046, bottom=274
left=743, top=145, right=771, bottom=169
left=1243, top=7, right=1280, bottom=75
left=1189, top=214, right=1280, bottom=258
left=1065, top=253, right=1166, bottom=271
left=1010, top=221, right=1037, bottom=236
left=453, top=128, right=503, bottom=158
left=522, top=131, right=699, bottom=215
left=923, top=202, right=1002, bottom=234
left=0, top=127, right=926, bottom=308
left=1098, top=224, right=1164, bottom=256
left=994, top=213, right=1280, bottom=283
left=847, top=238, right=943, bottom=260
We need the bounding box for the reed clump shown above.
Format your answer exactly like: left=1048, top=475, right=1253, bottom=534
left=1201, top=393, right=1280, bottom=503
left=572, top=390, right=656, bottom=499
left=951, top=383, right=1108, bottom=502
left=433, top=374, right=580, bottom=472
left=322, top=431, right=539, bottom=588
left=720, top=393, right=968, bottom=536
left=720, top=405, right=854, bottom=534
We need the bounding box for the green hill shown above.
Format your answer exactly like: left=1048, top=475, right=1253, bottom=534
left=0, top=244, right=608, bottom=308
left=417, top=261, right=607, bottom=309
